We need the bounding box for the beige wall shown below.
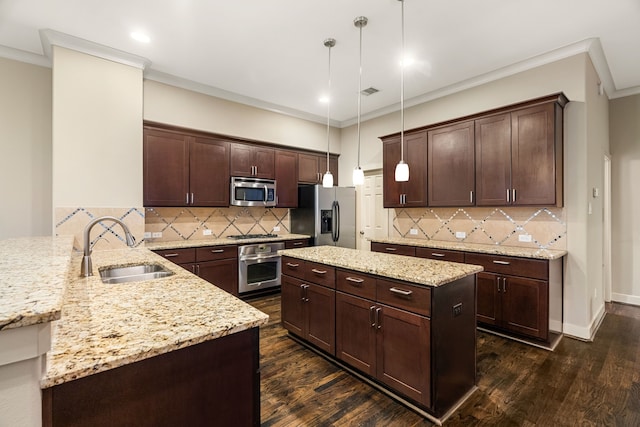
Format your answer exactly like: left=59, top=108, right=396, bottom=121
left=143, top=80, right=341, bottom=154
left=0, top=57, right=52, bottom=238
left=52, top=46, right=143, bottom=208
left=610, top=94, right=640, bottom=306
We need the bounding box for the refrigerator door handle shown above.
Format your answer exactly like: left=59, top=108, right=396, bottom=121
left=331, top=200, right=338, bottom=242
left=334, top=200, right=340, bottom=242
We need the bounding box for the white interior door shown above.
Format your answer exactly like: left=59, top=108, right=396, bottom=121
left=357, top=171, right=387, bottom=251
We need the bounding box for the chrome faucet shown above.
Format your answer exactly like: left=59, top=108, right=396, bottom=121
left=81, top=216, right=136, bottom=277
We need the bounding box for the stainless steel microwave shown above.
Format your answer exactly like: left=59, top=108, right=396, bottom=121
left=230, top=177, right=277, bottom=207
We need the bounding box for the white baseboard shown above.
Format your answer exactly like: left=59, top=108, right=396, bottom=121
left=611, top=292, right=640, bottom=307
left=562, top=304, right=606, bottom=342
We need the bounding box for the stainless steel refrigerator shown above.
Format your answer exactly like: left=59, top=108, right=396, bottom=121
left=290, top=185, right=356, bottom=248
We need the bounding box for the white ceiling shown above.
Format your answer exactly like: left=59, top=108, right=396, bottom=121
left=1, top=0, right=640, bottom=126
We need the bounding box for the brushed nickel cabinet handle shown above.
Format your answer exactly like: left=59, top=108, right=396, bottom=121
left=286, top=262, right=300, bottom=268
left=376, top=307, right=382, bottom=329
left=311, top=269, right=327, bottom=275
left=512, top=189, right=516, bottom=203
left=506, top=189, right=510, bottom=203
left=163, top=253, right=180, bottom=258
left=503, top=277, right=507, bottom=293
left=492, top=260, right=511, bottom=265
left=293, top=242, right=303, bottom=246
left=211, top=249, right=225, bottom=253
left=346, top=277, right=364, bottom=284
left=470, top=190, right=473, bottom=204
left=191, top=193, right=194, bottom=204
left=370, top=306, right=376, bottom=327
left=385, top=247, right=397, bottom=252
left=186, top=193, right=190, bottom=204
left=431, top=253, right=445, bottom=257
left=390, top=287, right=413, bottom=296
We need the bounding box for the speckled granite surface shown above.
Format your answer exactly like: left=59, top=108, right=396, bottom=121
left=145, top=233, right=310, bottom=250
left=41, top=247, right=268, bottom=388
left=0, top=236, right=75, bottom=331
left=279, top=246, right=483, bottom=287
left=369, top=237, right=567, bottom=260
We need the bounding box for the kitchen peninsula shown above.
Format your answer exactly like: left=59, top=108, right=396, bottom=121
left=278, top=245, right=483, bottom=424
left=0, top=236, right=268, bottom=426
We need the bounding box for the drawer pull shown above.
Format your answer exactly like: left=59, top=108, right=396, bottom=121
left=385, top=247, right=397, bottom=252
left=311, top=269, right=327, bottom=275
left=346, top=277, right=365, bottom=284
left=431, top=253, right=445, bottom=257
left=390, top=287, right=413, bottom=297
left=210, top=249, right=225, bottom=253
left=293, top=242, right=303, bottom=246
left=163, top=253, right=179, bottom=258
left=492, top=260, right=511, bottom=265
left=286, top=262, right=300, bottom=268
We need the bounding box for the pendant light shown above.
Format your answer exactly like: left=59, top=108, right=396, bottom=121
left=394, top=0, right=410, bottom=182
left=352, top=16, right=368, bottom=186
left=322, top=38, right=336, bottom=188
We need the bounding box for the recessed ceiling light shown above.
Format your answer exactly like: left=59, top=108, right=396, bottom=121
left=131, top=32, right=150, bottom=43
left=319, top=96, right=329, bottom=104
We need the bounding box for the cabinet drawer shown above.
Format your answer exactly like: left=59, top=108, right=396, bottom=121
left=376, top=279, right=431, bottom=317
left=415, top=247, right=465, bottom=263
left=154, top=248, right=196, bottom=264
left=336, top=269, right=376, bottom=300
left=285, top=239, right=309, bottom=249
left=464, top=252, right=548, bottom=280
left=371, top=242, right=416, bottom=257
left=282, top=256, right=305, bottom=280
left=305, top=262, right=336, bottom=289
left=196, top=245, right=238, bottom=262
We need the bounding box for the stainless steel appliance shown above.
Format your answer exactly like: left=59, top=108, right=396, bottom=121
left=238, top=241, right=284, bottom=295
left=290, top=185, right=356, bottom=248
left=230, top=177, right=277, bottom=207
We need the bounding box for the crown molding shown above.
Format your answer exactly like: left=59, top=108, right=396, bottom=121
left=0, top=44, right=51, bottom=68
left=39, top=29, right=151, bottom=70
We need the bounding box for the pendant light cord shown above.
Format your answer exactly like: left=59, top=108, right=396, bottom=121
left=357, top=20, right=363, bottom=168
left=400, top=0, right=405, bottom=163
left=326, top=41, right=332, bottom=173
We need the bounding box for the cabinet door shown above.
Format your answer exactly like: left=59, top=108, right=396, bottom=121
left=281, top=275, right=305, bottom=337
left=475, top=113, right=511, bottom=206
left=306, top=283, right=336, bottom=355
left=403, top=132, right=429, bottom=207
left=382, top=137, right=403, bottom=208
left=197, top=259, right=238, bottom=296
left=275, top=150, right=298, bottom=207
left=510, top=103, right=557, bottom=206
left=298, top=153, right=321, bottom=184
left=476, top=272, right=500, bottom=326
left=502, top=276, right=549, bottom=340
left=376, top=304, right=431, bottom=407
left=190, top=137, right=230, bottom=206
left=143, top=129, right=189, bottom=207
left=229, top=143, right=254, bottom=177
left=336, top=292, right=377, bottom=376
left=428, top=121, right=475, bottom=206
left=254, top=147, right=275, bottom=179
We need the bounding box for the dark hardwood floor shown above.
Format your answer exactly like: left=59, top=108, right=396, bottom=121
left=248, top=295, right=640, bottom=426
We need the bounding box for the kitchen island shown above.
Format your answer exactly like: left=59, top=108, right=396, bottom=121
left=1, top=236, right=268, bottom=426
left=278, top=246, right=483, bottom=425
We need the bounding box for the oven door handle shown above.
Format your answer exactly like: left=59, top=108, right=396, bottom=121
left=241, top=254, right=281, bottom=262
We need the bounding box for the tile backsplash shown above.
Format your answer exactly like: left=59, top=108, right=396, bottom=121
left=144, top=207, right=290, bottom=242
left=391, top=207, right=566, bottom=250
left=55, top=207, right=145, bottom=251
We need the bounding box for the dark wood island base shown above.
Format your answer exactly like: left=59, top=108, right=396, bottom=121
left=42, top=328, right=260, bottom=427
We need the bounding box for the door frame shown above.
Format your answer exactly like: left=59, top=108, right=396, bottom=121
left=603, top=154, right=612, bottom=302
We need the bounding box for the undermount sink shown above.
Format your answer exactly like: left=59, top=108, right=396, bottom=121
left=99, top=263, right=174, bottom=284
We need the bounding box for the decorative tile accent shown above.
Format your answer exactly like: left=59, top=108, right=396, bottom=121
left=145, top=207, right=290, bottom=242
left=55, top=207, right=145, bottom=251
left=392, top=207, right=566, bottom=250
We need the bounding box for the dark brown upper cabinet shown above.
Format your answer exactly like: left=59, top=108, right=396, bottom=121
left=382, top=131, right=428, bottom=208
left=275, top=149, right=298, bottom=208
left=143, top=127, right=230, bottom=207
left=427, top=121, right=475, bottom=206
left=230, top=143, right=275, bottom=179
left=476, top=100, right=564, bottom=206
left=298, top=152, right=339, bottom=185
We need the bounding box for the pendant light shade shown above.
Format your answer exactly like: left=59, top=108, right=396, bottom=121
left=395, top=0, right=410, bottom=182
left=322, top=38, right=336, bottom=188
left=352, top=16, right=368, bottom=187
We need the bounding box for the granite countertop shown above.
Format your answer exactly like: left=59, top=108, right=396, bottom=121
left=0, top=235, right=75, bottom=331
left=369, top=237, right=567, bottom=260
left=279, top=246, right=483, bottom=287
left=41, top=247, right=268, bottom=388
left=145, top=233, right=311, bottom=250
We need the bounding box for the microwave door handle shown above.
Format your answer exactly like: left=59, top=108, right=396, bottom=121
left=264, top=184, right=268, bottom=205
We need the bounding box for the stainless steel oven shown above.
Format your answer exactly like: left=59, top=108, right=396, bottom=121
left=238, top=241, right=284, bottom=295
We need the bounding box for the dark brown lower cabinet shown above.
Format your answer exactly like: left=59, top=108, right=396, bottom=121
left=281, top=275, right=335, bottom=355
left=336, top=292, right=431, bottom=407
left=197, top=258, right=239, bottom=296
left=42, top=328, right=260, bottom=427
left=477, top=271, right=549, bottom=340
